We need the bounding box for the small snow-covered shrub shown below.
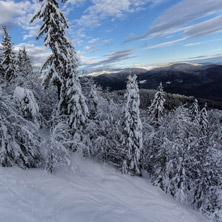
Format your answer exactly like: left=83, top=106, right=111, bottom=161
left=14, top=86, right=40, bottom=127
left=45, top=116, right=72, bottom=173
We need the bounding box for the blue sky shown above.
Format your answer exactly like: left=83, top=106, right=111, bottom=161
left=0, top=0, right=221, bottom=74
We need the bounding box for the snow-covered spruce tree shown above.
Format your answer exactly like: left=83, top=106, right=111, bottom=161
left=190, top=99, right=200, bottom=123
left=122, top=75, right=143, bottom=176
left=31, top=0, right=88, bottom=129
left=56, top=48, right=88, bottom=149
left=16, top=47, right=34, bottom=88
left=21, top=47, right=33, bottom=77
left=30, top=0, right=72, bottom=101
left=148, top=82, right=165, bottom=124
left=0, top=87, right=41, bottom=168
left=1, top=25, right=16, bottom=82
left=199, top=104, right=208, bottom=135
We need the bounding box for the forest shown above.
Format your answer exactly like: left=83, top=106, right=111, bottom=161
left=0, top=0, right=222, bottom=221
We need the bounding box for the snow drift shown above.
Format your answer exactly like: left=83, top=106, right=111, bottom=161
left=0, top=155, right=207, bottom=222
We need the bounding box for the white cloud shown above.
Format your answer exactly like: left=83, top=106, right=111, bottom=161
left=125, top=0, right=222, bottom=42
left=88, top=38, right=100, bottom=44
left=184, top=38, right=222, bottom=47
left=144, top=15, right=222, bottom=49
left=145, top=37, right=187, bottom=49
left=79, top=48, right=135, bottom=72
left=184, top=15, right=222, bottom=38
left=84, top=45, right=101, bottom=53
left=0, top=0, right=41, bottom=39
left=76, top=0, right=164, bottom=28
left=63, top=0, right=87, bottom=15
left=84, top=39, right=112, bottom=53
left=14, top=43, right=51, bottom=67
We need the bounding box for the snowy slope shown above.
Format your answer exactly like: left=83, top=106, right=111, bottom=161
left=0, top=155, right=208, bottom=222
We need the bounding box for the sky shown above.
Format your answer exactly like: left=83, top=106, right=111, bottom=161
left=0, top=0, right=221, bottom=74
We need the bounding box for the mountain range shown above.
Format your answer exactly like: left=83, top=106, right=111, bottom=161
left=85, top=63, right=222, bottom=101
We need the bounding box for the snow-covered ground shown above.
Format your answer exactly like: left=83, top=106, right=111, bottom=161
left=0, top=155, right=208, bottom=222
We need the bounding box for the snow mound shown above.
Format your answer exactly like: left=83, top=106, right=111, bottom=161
left=0, top=155, right=208, bottom=222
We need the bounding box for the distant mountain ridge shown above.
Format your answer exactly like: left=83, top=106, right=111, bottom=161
left=85, top=63, right=222, bottom=101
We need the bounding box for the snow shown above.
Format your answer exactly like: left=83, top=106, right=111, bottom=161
left=139, top=80, right=147, bottom=84
left=0, top=155, right=207, bottom=222
left=14, top=86, right=39, bottom=117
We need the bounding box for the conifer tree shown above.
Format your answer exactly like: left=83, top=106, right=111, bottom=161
left=31, top=0, right=88, bottom=127
left=148, top=82, right=165, bottom=124
left=122, top=75, right=143, bottom=176
left=31, top=0, right=89, bottom=164
left=64, top=49, right=88, bottom=143
left=16, top=47, right=34, bottom=87
left=199, top=104, right=208, bottom=135
left=30, top=0, right=72, bottom=100
left=22, top=47, right=33, bottom=77
left=1, top=25, right=16, bottom=82
left=190, top=99, right=200, bottom=123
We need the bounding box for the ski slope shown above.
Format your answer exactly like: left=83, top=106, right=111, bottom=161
left=0, top=155, right=208, bottom=222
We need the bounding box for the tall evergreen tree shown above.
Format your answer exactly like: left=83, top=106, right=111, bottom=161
left=148, top=82, right=165, bottom=124
left=199, top=104, right=208, bottom=135
left=1, top=25, right=16, bottom=82
left=16, top=47, right=34, bottom=87
left=31, top=0, right=88, bottom=126
left=22, top=47, right=33, bottom=77
left=190, top=99, right=200, bottom=123
left=64, top=49, right=88, bottom=143
left=32, top=0, right=89, bottom=156
left=30, top=0, right=72, bottom=100
left=122, top=75, right=143, bottom=176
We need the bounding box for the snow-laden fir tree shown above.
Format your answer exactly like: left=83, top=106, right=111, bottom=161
left=0, top=87, right=41, bottom=168
left=31, top=0, right=88, bottom=124
left=30, top=0, right=72, bottom=100
left=1, top=25, right=16, bottom=82
left=16, top=48, right=34, bottom=88
left=148, top=82, right=165, bottom=124
left=21, top=47, right=33, bottom=77
left=64, top=48, right=88, bottom=146
left=122, top=75, right=143, bottom=176
left=199, top=104, right=208, bottom=135
left=190, top=99, right=200, bottom=123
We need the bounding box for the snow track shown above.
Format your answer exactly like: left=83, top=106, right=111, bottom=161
left=0, top=155, right=207, bottom=222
